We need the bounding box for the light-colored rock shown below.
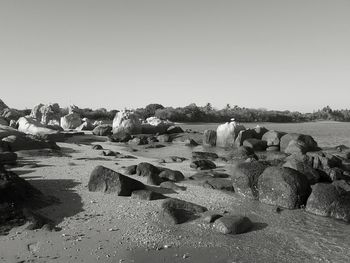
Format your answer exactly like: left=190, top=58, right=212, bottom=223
left=112, top=110, right=141, bottom=135
left=30, top=103, right=61, bottom=125
left=216, top=121, right=245, bottom=148
left=17, top=117, right=60, bottom=137
left=60, top=113, right=82, bottom=130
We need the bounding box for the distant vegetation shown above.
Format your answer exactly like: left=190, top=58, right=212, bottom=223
left=9, top=104, right=350, bottom=123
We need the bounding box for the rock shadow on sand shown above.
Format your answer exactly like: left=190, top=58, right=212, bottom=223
left=27, top=179, right=84, bottom=225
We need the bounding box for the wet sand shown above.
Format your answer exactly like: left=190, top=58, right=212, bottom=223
left=0, top=134, right=349, bottom=263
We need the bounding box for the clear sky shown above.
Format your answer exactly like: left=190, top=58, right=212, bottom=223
left=1, top=0, right=349, bottom=112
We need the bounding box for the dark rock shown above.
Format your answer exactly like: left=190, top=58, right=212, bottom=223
left=102, top=150, right=117, bottom=156
left=201, top=211, right=222, bottom=223
left=284, top=140, right=308, bottom=155
left=92, top=124, right=112, bottom=136
left=213, top=215, right=253, bottom=234
left=203, top=130, right=217, bottom=146
left=280, top=133, right=318, bottom=153
left=258, top=167, right=311, bottom=209
left=332, top=180, right=350, bottom=192
left=202, top=178, right=234, bottom=192
left=147, top=172, right=163, bottom=186
left=230, top=161, right=268, bottom=199
left=306, top=183, right=350, bottom=222
left=136, top=162, right=160, bottom=177
left=159, top=170, right=184, bottom=182
left=24, top=209, right=54, bottom=230
left=161, top=156, right=187, bottom=163
left=167, top=126, right=184, bottom=134
left=283, top=154, right=322, bottom=184
left=92, top=144, right=103, bottom=150
left=256, top=151, right=288, bottom=166
left=243, top=139, right=268, bottom=151
left=128, top=137, right=147, bottom=145
left=88, top=165, right=145, bottom=195
left=131, top=190, right=166, bottom=200
left=161, top=198, right=207, bottom=224
left=145, top=144, right=166, bottom=149
left=160, top=181, right=187, bottom=191
left=342, top=160, right=350, bottom=171
left=228, top=146, right=257, bottom=161
left=192, top=151, right=219, bottom=161
left=254, top=126, right=269, bottom=139
left=1, top=135, right=59, bottom=152
left=190, top=160, right=216, bottom=170
left=262, top=130, right=286, bottom=147
left=235, top=129, right=257, bottom=147
left=108, top=131, right=132, bottom=143
left=0, top=152, right=17, bottom=165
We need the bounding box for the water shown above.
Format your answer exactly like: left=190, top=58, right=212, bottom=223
left=179, top=121, right=350, bottom=148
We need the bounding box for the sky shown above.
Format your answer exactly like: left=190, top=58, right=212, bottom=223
left=0, top=0, right=349, bottom=113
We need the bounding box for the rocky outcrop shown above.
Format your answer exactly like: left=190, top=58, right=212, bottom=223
left=192, top=151, right=218, bottom=161
left=112, top=110, right=141, bottom=135
left=30, top=103, right=61, bottom=125
left=60, top=113, right=82, bottom=130
left=262, top=130, right=285, bottom=148
left=243, top=138, right=267, bottom=151
left=216, top=121, right=245, bottom=148
left=190, top=160, right=216, bottom=170
left=158, top=169, right=185, bottom=182
left=17, top=117, right=62, bottom=139
left=230, top=161, right=268, bottom=199
left=88, top=166, right=145, bottom=195
left=258, top=167, right=311, bottom=209
left=0, top=99, right=8, bottom=112
left=306, top=183, right=350, bottom=222
left=280, top=133, right=318, bottom=153
left=92, top=125, right=112, bottom=136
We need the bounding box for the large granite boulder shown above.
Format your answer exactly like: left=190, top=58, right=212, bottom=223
left=243, top=138, right=267, bottom=151
left=158, top=169, right=185, bottom=182
left=262, top=130, right=286, bottom=147
left=88, top=166, right=145, bottom=195
left=17, top=117, right=62, bottom=139
left=216, top=121, right=245, bottom=148
left=203, top=130, right=217, bottom=146
left=30, top=103, right=61, bottom=125
left=306, top=183, right=350, bottom=222
left=92, top=124, right=112, bottom=136
left=280, top=133, right=318, bottom=153
left=0, top=117, right=8, bottom=126
left=161, top=198, right=207, bottom=224
left=190, top=160, right=216, bottom=170
left=112, top=110, right=142, bottom=135
left=235, top=129, right=257, bottom=147
left=60, top=113, right=82, bottom=130
left=230, top=161, right=268, bottom=199
left=258, top=166, right=311, bottom=209
left=283, top=154, right=322, bottom=184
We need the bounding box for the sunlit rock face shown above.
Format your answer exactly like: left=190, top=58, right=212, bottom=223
left=216, top=121, right=245, bottom=148
left=17, top=117, right=60, bottom=136
left=30, top=103, right=61, bottom=125
left=112, top=110, right=142, bottom=135
left=60, top=113, right=82, bottom=130
left=141, top=117, right=173, bottom=134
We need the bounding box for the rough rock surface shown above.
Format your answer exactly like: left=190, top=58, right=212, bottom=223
left=203, top=130, right=217, bottom=146
left=60, top=113, right=82, bottom=130
left=213, top=215, right=253, bottom=234
left=216, top=121, right=245, bottom=148
left=112, top=110, right=141, bottom=135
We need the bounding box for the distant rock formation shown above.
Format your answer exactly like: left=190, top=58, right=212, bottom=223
left=30, top=103, right=61, bottom=125
left=112, top=110, right=141, bottom=135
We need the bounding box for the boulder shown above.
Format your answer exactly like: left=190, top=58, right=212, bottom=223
left=92, top=125, right=113, bottom=136
left=0, top=99, right=8, bottom=112
left=1, top=135, right=59, bottom=152
left=112, top=110, right=142, bottom=135
left=192, top=151, right=218, bottom=161
left=189, top=171, right=230, bottom=181
left=136, top=162, right=160, bottom=177
left=146, top=172, right=163, bottom=186
left=262, top=130, right=286, bottom=147
left=213, top=215, right=253, bottom=234
left=258, top=167, right=311, bottom=209
left=280, top=133, right=318, bottom=153
left=157, top=134, right=172, bottom=143
left=243, top=138, right=267, bottom=151
left=131, top=190, right=166, bottom=200
left=60, top=113, right=82, bottom=130
left=216, top=121, right=245, bottom=148
left=201, top=211, right=222, bottom=223
left=203, top=130, right=217, bottom=146
left=283, top=154, right=322, bottom=184
left=92, top=144, right=103, bottom=150
left=30, top=103, right=61, bottom=125
left=161, top=198, right=207, bottom=224
left=235, top=129, right=257, bottom=147
left=306, top=182, right=350, bottom=222
left=108, top=131, right=132, bottom=143
left=9, top=120, right=17, bottom=129
left=230, top=161, right=268, bottom=199
left=167, top=126, right=184, bottom=134
left=122, top=165, right=137, bottom=175
left=141, top=117, right=173, bottom=134
left=76, top=119, right=94, bottom=131
left=2, top=108, right=23, bottom=122
left=158, top=170, right=185, bottom=182
left=228, top=146, right=257, bottom=161
left=17, top=117, right=62, bottom=139
left=253, top=126, right=269, bottom=139
left=190, top=160, right=216, bottom=170
left=88, top=165, right=145, bottom=195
